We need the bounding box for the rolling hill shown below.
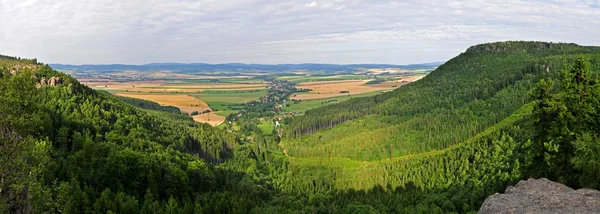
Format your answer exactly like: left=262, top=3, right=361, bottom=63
left=49, top=62, right=442, bottom=73
left=278, top=41, right=600, bottom=208
left=3, top=41, right=600, bottom=213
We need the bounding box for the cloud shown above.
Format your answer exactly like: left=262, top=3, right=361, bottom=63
left=0, top=0, right=599, bottom=64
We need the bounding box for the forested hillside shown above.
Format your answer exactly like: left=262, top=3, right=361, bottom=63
left=277, top=42, right=600, bottom=211
left=0, top=57, right=268, bottom=213
left=3, top=41, right=600, bottom=213
left=284, top=42, right=600, bottom=163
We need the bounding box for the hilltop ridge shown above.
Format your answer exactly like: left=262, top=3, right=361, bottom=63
left=48, top=62, right=443, bottom=72
left=465, top=41, right=587, bottom=54
left=3, top=41, right=600, bottom=213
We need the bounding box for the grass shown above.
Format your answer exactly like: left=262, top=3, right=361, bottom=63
left=276, top=75, right=371, bottom=83
left=276, top=74, right=421, bottom=83
left=191, top=89, right=267, bottom=117
left=284, top=91, right=386, bottom=114
left=257, top=121, right=275, bottom=134
left=139, top=85, right=265, bottom=90
left=166, top=78, right=266, bottom=84
left=216, top=122, right=229, bottom=129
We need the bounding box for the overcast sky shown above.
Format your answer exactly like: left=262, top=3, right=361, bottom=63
left=1, top=0, right=599, bottom=65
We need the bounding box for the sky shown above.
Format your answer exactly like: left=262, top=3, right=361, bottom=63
left=1, top=0, right=599, bottom=65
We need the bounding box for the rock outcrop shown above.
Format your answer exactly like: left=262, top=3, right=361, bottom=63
left=479, top=178, right=600, bottom=214
left=37, top=76, right=62, bottom=88
left=48, top=76, right=61, bottom=86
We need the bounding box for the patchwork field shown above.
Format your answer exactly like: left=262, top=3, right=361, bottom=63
left=83, top=81, right=267, bottom=93
left=284, top=91, right=386, bottom=114
left=86, top=80, right=269, bottom=126
left=276, top=75, right=369, bottom=83
left=192, top=89, right=267, bottom=117
left=292, top=80, right=403, bottom=100
left=83, top=73, right=427, bottom=127
left=115, top=92, right=226, bottom=125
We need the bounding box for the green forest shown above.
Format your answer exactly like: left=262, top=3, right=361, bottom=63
left=3, top=41, right=600, bottom=213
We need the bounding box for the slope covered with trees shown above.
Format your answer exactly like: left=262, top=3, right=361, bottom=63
left=0, top=57, right=264, bottom=213
left=284, top=42, right=600, bottom=160
left=3, top=41, right=600, bottom=213
left=278, top=41, right=600, bottom=207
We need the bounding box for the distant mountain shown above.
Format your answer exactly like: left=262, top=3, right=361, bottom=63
left=49, top=62, right=443, bottom=72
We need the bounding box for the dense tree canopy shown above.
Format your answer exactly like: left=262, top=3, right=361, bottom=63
left=3, top=42, right=600, bottom=213
left=527, top=57, right=600, bottom=187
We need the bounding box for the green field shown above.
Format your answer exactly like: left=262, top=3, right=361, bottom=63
left=257, top=121, right=275, bottom=133
left=192, top=89, right=267, bottom=116
left=166, top=78, right=266, bottom=84
left=140, top=85, right=264, bottom=90
left=276, top=75, right=371, bottom=83
left=284, top=91, right=386, bottom=114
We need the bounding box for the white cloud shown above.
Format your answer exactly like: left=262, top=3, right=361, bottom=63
left=334, top=5, right=346, bottom=10
left=0, top=0, right=599, bottom=64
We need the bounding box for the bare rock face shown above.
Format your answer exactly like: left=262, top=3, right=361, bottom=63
left=479, top=178, right=600, bottom=214
left=48, top=76, right=61, bottom=86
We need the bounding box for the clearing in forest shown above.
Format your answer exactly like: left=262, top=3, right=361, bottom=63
left=192, top=113, right=226, bottom=127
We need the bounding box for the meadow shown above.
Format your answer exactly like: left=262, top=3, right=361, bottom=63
left=191, top=89, right=268, bottom=116
left=275, top=74, right=370, bottom=82
left=284, top=90, right=385, bottom=114
left=84, top=81, right=266, bottom=93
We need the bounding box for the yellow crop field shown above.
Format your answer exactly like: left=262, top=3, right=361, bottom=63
left=293, top=80, right=399, bottom=100
left=115, top=92, right=226, bottom=126
left=84, top=81, right=267, bottom=93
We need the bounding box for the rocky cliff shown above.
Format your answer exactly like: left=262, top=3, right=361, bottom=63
left=479, top=178, right=600, bottom=214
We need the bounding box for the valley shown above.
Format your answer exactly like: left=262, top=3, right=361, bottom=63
left=74, top=67, right=430, bottom=126
left=4, top=0, right=600, bottom=212
left=4, top=42, right=600, bottom=213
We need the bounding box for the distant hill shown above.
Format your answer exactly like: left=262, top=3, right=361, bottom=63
left=5, top=41, right=600, bottom=213
left=49, top=62, right=443, bottom=72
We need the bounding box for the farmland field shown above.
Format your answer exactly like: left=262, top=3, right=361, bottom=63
left=275, top=75, right=369, bottom=83
left=292, top=80, right=402, bottom=100
left=83, top=81, right=267, bottom=93
left=83, top=72, right=428, bottom=127
left=191, top=89, right=267, bottom=116
left=114, top=93, right=211, bottom=113
left=114, top=92, right=227, bottom=125
left=257, top=121, right=275, bottom=133
left=88, top=80, right=269, bottom=126
left=284, top=91, right=386, bottom=114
